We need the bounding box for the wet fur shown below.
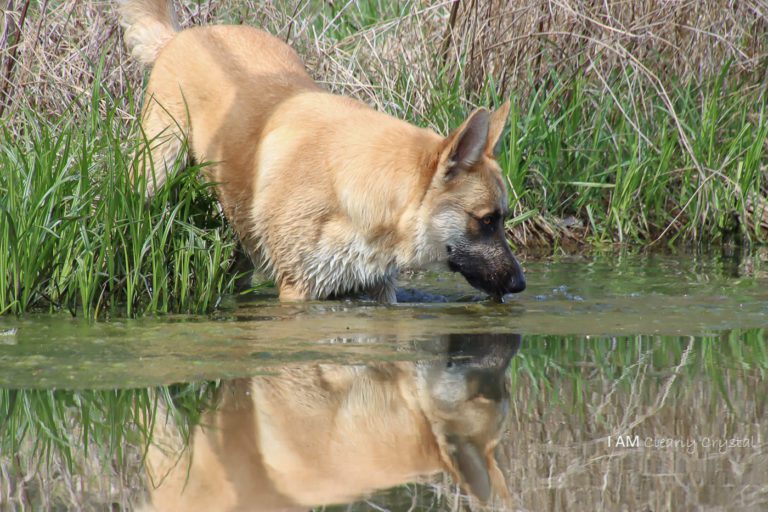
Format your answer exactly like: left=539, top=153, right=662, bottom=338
left=119, top=0, right=523, bottom=302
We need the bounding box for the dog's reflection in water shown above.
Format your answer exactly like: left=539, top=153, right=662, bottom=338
left=143, top=334, right=521, bottom=512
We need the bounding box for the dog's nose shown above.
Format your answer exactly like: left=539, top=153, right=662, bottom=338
left=505, top=272, right=526, bottom=294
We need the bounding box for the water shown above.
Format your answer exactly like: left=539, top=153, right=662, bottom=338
left=1, top=252, right=767, bottom=510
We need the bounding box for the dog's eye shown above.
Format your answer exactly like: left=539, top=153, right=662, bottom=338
left=472, top=212, right=500, bottom=229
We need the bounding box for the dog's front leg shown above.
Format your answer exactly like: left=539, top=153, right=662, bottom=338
left=368, top=280, right=397, bottom=304
left=278, top=282, right=311, bottom=302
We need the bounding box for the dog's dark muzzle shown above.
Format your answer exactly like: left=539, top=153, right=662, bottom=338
left=448, top=242, right=526, bottom=299
left=500, top=263, right=526, bottom=294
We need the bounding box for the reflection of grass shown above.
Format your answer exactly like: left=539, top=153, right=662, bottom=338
left=511, top=329, right=768, bottom=415
left=0, top=382, right=217, bottom=509
left=504, top=333, right=768, bottom=511
left=2, top=330, right=765, bottom=509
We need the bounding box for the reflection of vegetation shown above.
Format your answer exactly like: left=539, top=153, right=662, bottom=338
left=505, top=332, right=767, bottom=511
left=2, top=331, right=765, bottom=508
left=511, top=330, right=768, bottom=415
left=0, top=382, right=218, bottom=509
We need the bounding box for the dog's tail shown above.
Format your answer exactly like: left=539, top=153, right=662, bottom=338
left=118, top=0, right=180, bottom=66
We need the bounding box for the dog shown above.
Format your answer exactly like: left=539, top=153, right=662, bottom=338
left=141, top=333, right=520, bottom=511
left=119, top=0, right=526, bottom=303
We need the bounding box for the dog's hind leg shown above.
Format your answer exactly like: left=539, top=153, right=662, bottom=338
left=131, top=94, right=188, bottom=196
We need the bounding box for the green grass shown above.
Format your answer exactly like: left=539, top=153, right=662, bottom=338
left=2, top=63, right=766, bottom=317
left=0, top=78, right=239, bottom=317
left=497, top=68, right=768, bottom=246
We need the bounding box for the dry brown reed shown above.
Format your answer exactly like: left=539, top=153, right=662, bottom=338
left=2, top=1, right=767, bottom=125
left=445, top=0, right=768, bottom=96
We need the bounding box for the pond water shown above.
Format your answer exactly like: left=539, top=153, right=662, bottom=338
left=1, top=252, right=767, bottom=510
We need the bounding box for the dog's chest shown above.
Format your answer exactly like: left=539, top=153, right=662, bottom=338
left=306, top=231, right=398, bottom=296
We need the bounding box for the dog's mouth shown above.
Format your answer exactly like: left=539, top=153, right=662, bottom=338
left=446, top=245, right=526, bottom=300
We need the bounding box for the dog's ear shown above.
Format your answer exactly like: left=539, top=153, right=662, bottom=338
left=440, top=434, right=511, bottom=503
left=445, top=435, right=492, bottom=502
left=443, top=436, right=512, bottom=504
left=439, top=108, right=490, bottom=181
left=486, top=100, right=511, bottom=157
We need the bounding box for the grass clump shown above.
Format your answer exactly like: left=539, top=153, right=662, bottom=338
left=498, top=69, right=768, bottom=247
left=0, top=79, right=239, bottom=317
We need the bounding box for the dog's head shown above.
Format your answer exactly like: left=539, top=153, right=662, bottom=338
left=418, top=333, right=521, bottom=502
left=422, top=102, right=525, bottom=299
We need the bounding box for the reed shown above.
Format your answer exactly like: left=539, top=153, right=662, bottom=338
left=0, top=77, right=240, bottom=316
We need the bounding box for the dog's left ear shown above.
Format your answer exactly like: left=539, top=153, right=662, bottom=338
left=486, top=100, right=511, bottom=157
left=439, top=108, right=490, bottom=181
left=442, top=435, right=512, bottom=503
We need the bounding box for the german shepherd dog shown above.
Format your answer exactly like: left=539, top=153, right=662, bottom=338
left=119, top=0, right=526, bottom=302
left=141, top=334, right=520, bottom=511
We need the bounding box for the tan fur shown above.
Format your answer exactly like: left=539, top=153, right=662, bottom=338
left=121, top=0, right=516, bottom=302
left=141, top=361, right=511, bottom=511
left=118, top=0, right=179, bottom=66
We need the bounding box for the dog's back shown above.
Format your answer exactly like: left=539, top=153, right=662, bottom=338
left=119, top=1, right=436, bottom=300
left=120, top=0, right=526, bottom=303
left=120, top=0, right=318, bottom=227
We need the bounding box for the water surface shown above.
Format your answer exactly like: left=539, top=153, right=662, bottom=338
left=1, top=252, right=766, bottom=510
left=1, top=252, right=766, bottom=388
